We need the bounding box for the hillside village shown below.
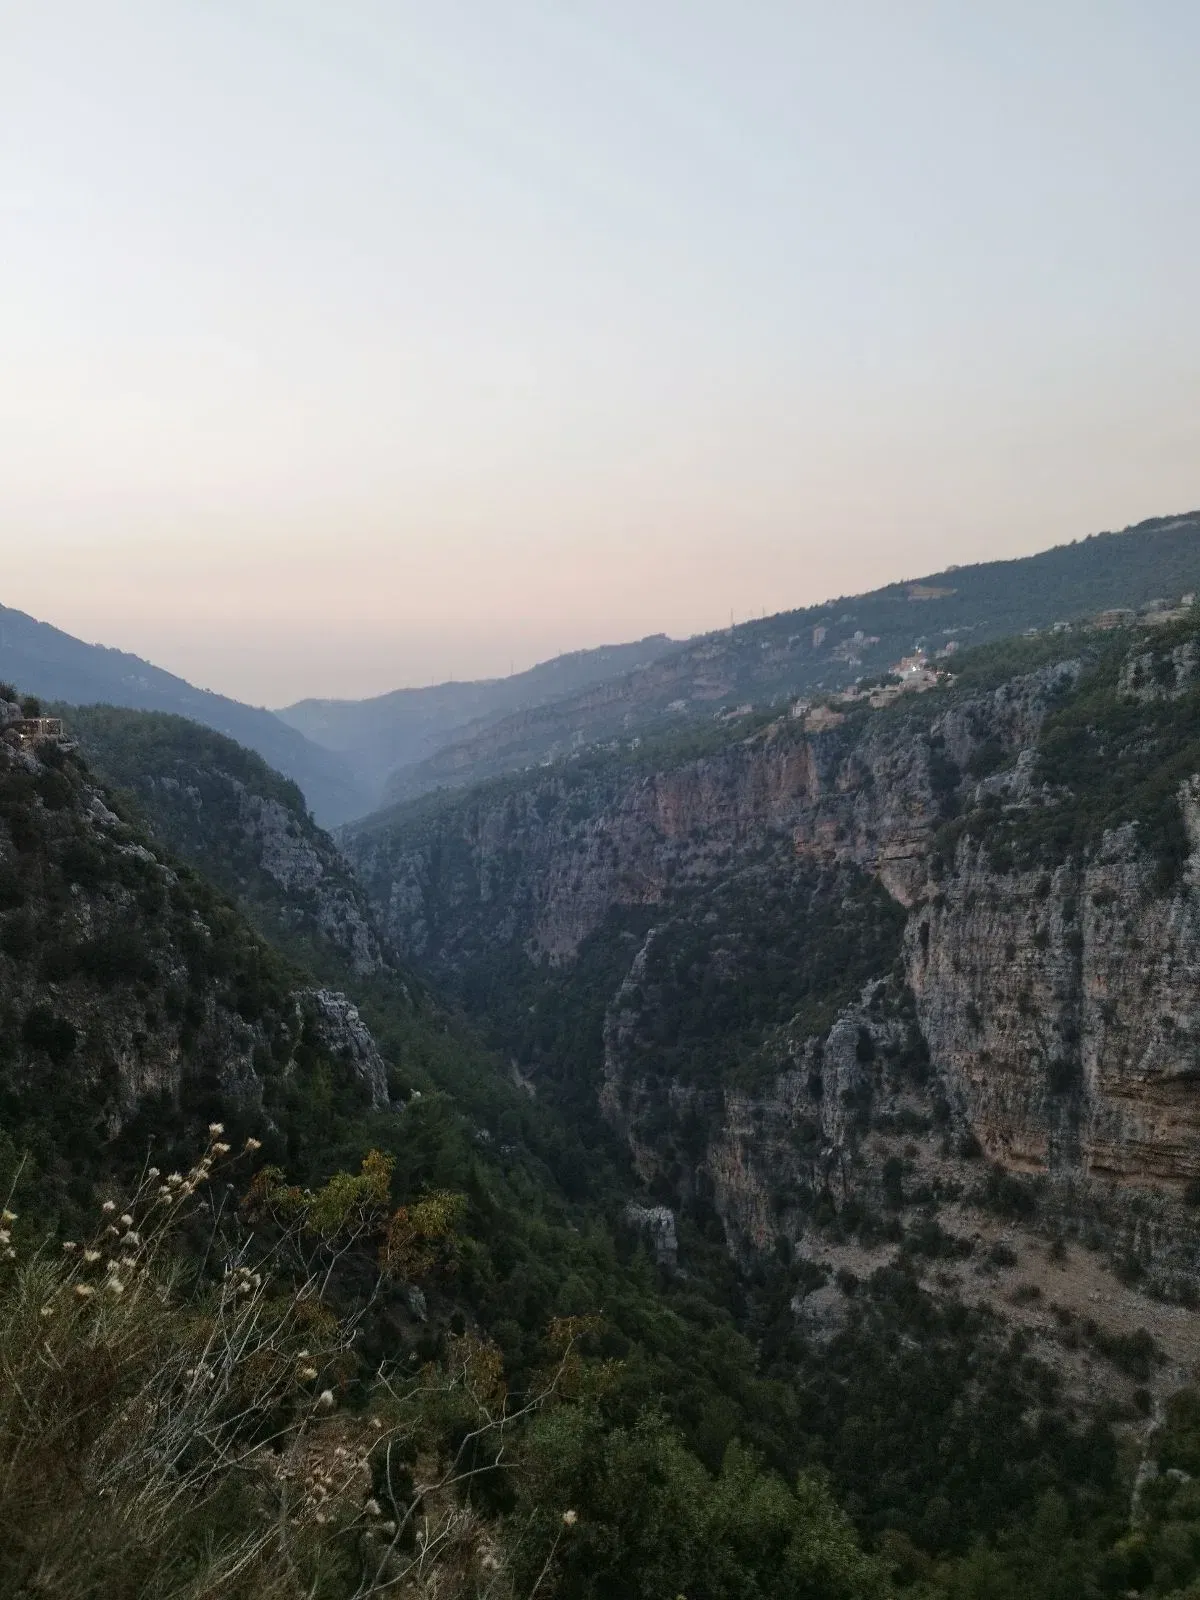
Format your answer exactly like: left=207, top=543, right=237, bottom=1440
left=788, top=588, right=1200, bottom=733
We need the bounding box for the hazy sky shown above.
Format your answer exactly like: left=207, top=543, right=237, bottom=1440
left=3, top=3, right=1199, bottom=705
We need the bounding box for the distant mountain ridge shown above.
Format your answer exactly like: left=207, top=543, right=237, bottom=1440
left=10, top=509, right=1200, bottom=827
left=0, top=603, right=371, bottom=826
left=0, top=601, right=678, bottom=825
left=374, top=510, right=1200, bottom=808
left=276, top=634, right=678, bottom=801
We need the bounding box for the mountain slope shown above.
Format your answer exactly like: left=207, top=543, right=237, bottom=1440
left=0, top=692, right=393, bottom=1211
left=60, top=701, right=617, bottom=1202
left=0, top=603, right=369, bottom=825
left=377, top=510, right=1200, bottom=805
left=277, top=634, right=677, bottom=805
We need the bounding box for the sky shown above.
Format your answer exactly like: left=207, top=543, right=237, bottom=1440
left=2, top=2, right=1199, bottom=706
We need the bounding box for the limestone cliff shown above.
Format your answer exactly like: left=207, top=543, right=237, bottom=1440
left=909, top=818, right=1200, bottom=1188
left=350, top=659, right=1078, bottom=967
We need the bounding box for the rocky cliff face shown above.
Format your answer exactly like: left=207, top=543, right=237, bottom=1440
left=343, top=633, right=1200, bottom=1259
left=354, top=723, right=914, bottom=967
left=351, top=660, right=1079, bottom=968
left=909, top=818, right=1200, bottom=1188
left=165, top=771, right=387, bottom=976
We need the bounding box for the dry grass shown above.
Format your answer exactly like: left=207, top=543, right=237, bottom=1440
left=0, top=1137, right=566, bottom=1600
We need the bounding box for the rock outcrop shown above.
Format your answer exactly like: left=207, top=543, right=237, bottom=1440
left=304, top=987, right=391, bottom=1110
left=623, top=1202, right=679, bottom=1269
left=223, top=778, right=386, bottom=975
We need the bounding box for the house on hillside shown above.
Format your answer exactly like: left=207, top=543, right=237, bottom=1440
left=13, top=716, right=68, bottom=746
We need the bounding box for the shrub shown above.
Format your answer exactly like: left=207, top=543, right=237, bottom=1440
left=982, top=1167, right=1039, bottom=1220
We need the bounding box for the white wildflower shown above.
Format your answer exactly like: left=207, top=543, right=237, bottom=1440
left=208, top=1122, right=225, bottom=1136
left=147, top=1166, right=160, bottom=1179
left=40, top=1305, right=54, bottom=1319
left=119, top=1214, right=133, bottom=1227
left=1, top=1209, right=16, bottom=1223
left=74, top=1284, right=94, bottom=1299
left=365, top=1498, right=381, bottom=1517
left=101, top=1200, right=116, bottom=1213
left=299, top=1365, right=319, bottom=1382
left=245, top=1136, right=262, bottom=1152
left=562, top=1509, right=578, bottom=1527
left=317, top=1389, right=335, bottom=1409
left=0, top=1230, right=10, bottom=1246
left=83, top=1249, right=102, bottom=1264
